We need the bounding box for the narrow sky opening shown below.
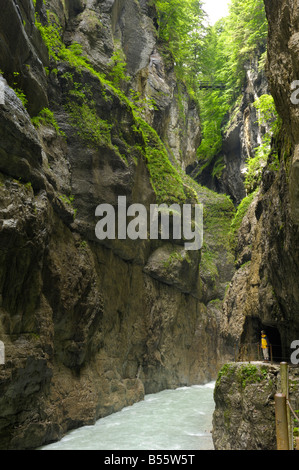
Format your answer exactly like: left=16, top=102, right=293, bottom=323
left=203, top=0, right=230, bottom=25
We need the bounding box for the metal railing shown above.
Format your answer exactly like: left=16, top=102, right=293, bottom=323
left=232, top=345, right=299, bottom=449
left=234, top=342, right=290, bottom=364
left=275, top=362, right=299, bottom=451
left=198, top=81, right=225, bottom=90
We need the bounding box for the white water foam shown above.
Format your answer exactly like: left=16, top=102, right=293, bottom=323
left=40, top=382, right=215, bottom=451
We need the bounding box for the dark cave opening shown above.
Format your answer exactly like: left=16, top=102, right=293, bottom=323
left=240, top=317, right=283, bottom=363
left=263, top=325, right=283, bottom=362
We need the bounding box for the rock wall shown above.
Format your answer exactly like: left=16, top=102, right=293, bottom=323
left=264, top=0, right=299, bottom=226
left=220, top=55, right=269, bottom=205
left=212, top=0, right=299, bottom=450
left=190, top=52, right=269, bottom=206
left=213, top=362, right=299, bottom=450
left=0, top=0, right=235, bottom=449
left=218, top=0, right=299, bottom=361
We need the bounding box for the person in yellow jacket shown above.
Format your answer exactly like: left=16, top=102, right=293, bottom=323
left=261, top=331, right=270, bottom=361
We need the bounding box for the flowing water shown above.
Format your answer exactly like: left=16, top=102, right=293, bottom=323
left=40, top=382, right=215, bottom=451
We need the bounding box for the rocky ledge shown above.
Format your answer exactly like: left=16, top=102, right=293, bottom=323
left=212, top=362, right=299, bottom=450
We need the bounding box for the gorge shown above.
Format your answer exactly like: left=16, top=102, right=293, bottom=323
left=0, top=0, right=298, bottom=451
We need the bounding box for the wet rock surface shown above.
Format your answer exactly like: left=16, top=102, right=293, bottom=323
left=211, top=0, right=299, bottom=450
left=0, top=0, right=234, bottom=449
left=213, top=362, right=299, bottom=450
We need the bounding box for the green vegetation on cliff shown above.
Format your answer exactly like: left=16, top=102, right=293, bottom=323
left=154, top=0, right=275, bottom=252
left=32, top=107, right=65, bottom=136
left=136, top=120, right=195, bottom=203
left=244, top=94, right=281, bottom=192
left=33, top=0, right=270, bottom=243
left=154, top=0, right=268, bottom=177
left=155, top=0, right=206, bottom=88
left=197, top=0, right=268, bottom=175
left=32, top=0, right=274, bottom=251
left=33, top=7, right=195, bottom=205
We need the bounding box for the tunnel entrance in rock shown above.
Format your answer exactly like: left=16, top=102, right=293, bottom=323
left=240, top=317, right=283, bottom=362
left=264, top=325, right=283, bottom=362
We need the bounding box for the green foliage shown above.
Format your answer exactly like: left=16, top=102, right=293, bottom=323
left=231, top=190, right=258, bottom=234
left=227, top=0, right=268, bottom=73
left=197, top=89, right=230, bottom=163
left=32, top=0, right=270, bottom=210
left=12, top=72, right=28, bottom=107
left=34, top=6, right=197, bottom=203
left=108, top=49, right=130, bottom=87
left=196, top=22, right=231, bottom=165
left=34, top=10, right=129, bottom=108
left=216, top=363, right=235, bottom=387
left=34, top=1, right=268, bottom=213
left=14, top=89, right=28, bottom=107
left=253, top=94, right=281, bottom=141
left=230, top=190, right=258, bottom=244
left=67, top=101, right=112, bottom=148
left=128, top=89, right=158, bottom=118
left=223, top=93, right=280, bottom=245
left=253, top=94, right=280, bottom=134
left=244, top=94, right=281, bottom=192
left=219, top=364, right=269, bottom=391
left=35, top=11, right=63, bottom=61
left=58, top=194, right=77, bottom=219
left=200, top=247, right=219, bottom=282
left=155, top=0, right=206, bottom=88
left=136, top=119, right=191, bottom=203
left=237, top=364, right=268, bottom=389
left=244, top=155, right=266, bottom=194
left=203, top=192, right=235, bottom=247
left=35, top=11, right=103, bottom=81
left=59, top=194, right=75, bottom=206
left=31, top=108, right=65, bottom=136
left=212, top=155, right=226, bottom=179
left=196, top=0, right=268, bottom=175
left=194, top=185, right=235, bottom=285
left=163, top=251, right=185, bottom=270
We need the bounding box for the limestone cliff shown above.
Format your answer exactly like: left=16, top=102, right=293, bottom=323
left=212, top=362, right=299, bottom=450
left=189, top=50, right=269, bottom=206
left=212, top=0, right=299, bottom=450
left=217, top=0, right=299, bottom=365
left=0, top=0, right=235, bottom=449
left=220, top=54, right=269, bottom=205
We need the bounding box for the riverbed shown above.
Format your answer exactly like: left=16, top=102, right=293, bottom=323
left=40, top=382, right=215, bottom=450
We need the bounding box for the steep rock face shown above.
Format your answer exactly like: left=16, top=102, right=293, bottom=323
left=219, top=0, right=299, bottom=358
left=264, top=0, right=299, bottom=226
left=0, top=0, right=49, bottom=116
left=0, top=0, right=235, bottom=449
left=213, top=363, right=278, bottom=450
left=219, top=129, right=299, bottom=363
left=220, top=56, right=269, bottom=205
left=212, top=0, right=299, bottom=450
left=213, top=362, right=299, bottom=450
left=190, top=53, right=268, bottom=205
